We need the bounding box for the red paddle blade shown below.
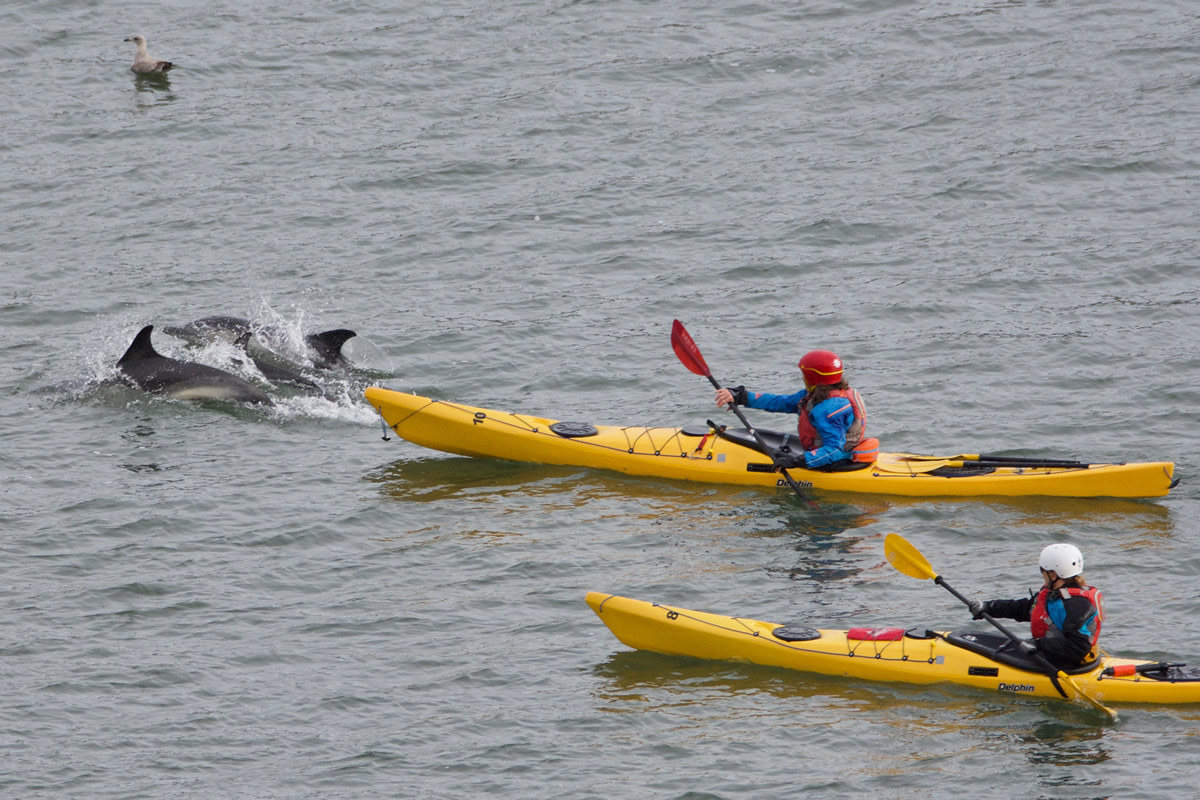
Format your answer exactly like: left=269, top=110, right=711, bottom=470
left=671, top=319, right=711, bottom=377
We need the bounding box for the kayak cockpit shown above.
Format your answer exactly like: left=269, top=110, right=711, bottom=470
left=945, top=629, right=1100, bottom=676
left=711, top=425, right=874, bottom=473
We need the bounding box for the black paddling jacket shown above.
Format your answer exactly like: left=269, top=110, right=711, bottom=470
left=984, top=592, right=1098, bottom=669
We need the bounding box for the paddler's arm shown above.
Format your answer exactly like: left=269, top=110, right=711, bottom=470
left=714, top=387, right=808, bottom=412
left=977, top=597, right=1034, bottom=622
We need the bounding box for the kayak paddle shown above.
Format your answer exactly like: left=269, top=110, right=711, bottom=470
left=897, top=453, right=1092, bottom=468
left=670, top=319, right=815, bottom=504
left=872, top=456, right=1074, bottom=474
left=883, top=533, right=1117, bottom=719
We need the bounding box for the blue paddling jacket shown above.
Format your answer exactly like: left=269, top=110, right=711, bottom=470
left=743, top=388, right=861, bottom=468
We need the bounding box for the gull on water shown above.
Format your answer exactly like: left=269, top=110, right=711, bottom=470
left=124, top=35, right=173, bottom=74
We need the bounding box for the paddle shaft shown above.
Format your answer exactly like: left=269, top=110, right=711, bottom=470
left=701, top=374, right=815, bottom=501
left=670, top=320, right=816, bottom=504
left=935, top=575, right=1082, bottom=702
left=970, top=459, right=1091, bottom=469
left=874, top=456, right=1096, bottom=475
left=906, top=454, right=1091, bottom=468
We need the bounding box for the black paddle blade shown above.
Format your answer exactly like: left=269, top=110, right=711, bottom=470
left=671, top=319, right=711, bottom=378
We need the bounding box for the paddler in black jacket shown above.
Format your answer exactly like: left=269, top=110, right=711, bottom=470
left=968, top=543, right=1103, bottom=669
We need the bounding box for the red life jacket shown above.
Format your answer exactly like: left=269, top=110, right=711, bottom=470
left=796, top=388, right=867, bottom=451
left=1030, top=585, right=1103, bottom=656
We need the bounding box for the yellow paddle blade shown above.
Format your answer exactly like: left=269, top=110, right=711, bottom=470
left=1058, top=673, right=1119, bottom=719
left=884, top=533, right=938, bottom=581
left=872, top=455, right=954, bottom=474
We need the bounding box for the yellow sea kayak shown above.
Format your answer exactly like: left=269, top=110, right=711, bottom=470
left=586, top=591, right=1200, bottom=706
left=363, top=387, right=1176, bottom=498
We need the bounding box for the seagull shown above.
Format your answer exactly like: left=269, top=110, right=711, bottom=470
left=124, top=35, right=173, bottom=74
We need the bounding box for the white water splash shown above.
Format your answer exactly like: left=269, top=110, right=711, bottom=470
left=70, top=306, right=388, bottom=426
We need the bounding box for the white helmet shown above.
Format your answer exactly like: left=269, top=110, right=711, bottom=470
left=1039, top=543, right=1084, bottom=579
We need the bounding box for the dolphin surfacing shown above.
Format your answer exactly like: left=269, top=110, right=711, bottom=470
left=117, top=325, right=273, bottom=405
left=305, top=329, right=357, bottom=369
left=161, top=316, right=254, bottom=346
left=231, top=330, right=320, bottom=389
left=164, top=315, right=357, bottom=372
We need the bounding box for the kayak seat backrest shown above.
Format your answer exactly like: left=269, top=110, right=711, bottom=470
left=851, top=437, right=880, bottom=463
left=715, top=427, right=873, bottom=472
left=847, top=627, right=905, bottom=641
left=946, top=630, right=1099, bottom=675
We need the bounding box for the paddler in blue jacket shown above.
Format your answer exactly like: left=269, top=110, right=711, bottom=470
left=713, top=349, right=870, bottom=469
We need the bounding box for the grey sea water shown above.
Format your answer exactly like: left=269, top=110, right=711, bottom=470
left=3, top=0, right=1199, bottom=797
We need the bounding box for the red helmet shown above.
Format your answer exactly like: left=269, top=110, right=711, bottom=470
left=798, top=350, right=844, bottom=387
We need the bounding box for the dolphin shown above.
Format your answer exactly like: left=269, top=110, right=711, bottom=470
left=305, top=328, right=357, bottom=369
left=161, top=315, right=255, bottom=346
left=159, top=316, right=319, bottom=388
left=116, top=325, right=273, bottom=405
left=231, top=330, right=320, bottom=390
left=163, top=316, right=357, bottom=371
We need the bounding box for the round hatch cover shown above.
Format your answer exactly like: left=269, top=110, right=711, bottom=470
left=549, top=421, right=599, bottom=438
left=772, top=625, right=820, bottom=642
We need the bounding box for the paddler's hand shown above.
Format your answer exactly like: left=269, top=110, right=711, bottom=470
left=1017, top=640, right=1037, bottom=656
left=771, top=448, right=806, bottom=472
left=715, top=386, right=748, bottom=407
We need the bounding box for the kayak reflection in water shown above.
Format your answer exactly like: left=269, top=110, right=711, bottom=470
left=968, top=543, right=1104, bottom=670
left=713, top=349, right=874, bottom=469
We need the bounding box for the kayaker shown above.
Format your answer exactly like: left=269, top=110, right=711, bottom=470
left=968, top=543, right=1103, bottom=669
left=713, top=349, right=868, bottom=469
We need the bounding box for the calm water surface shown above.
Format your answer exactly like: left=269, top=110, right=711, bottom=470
left=3, top=0, right=1200, bottom=798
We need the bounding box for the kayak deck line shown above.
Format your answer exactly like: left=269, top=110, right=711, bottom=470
left=433, top=398, right=718, bottom=460
left=364, top=387, right=1177, bottom=498
left=650, top=601, right=945, bottom=665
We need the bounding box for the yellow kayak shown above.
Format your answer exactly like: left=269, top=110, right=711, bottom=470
left=363, top=388, right=1176, bottom=498
left=586, top=591, right=1200, bottom=706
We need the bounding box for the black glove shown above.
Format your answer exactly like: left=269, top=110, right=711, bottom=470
left=968, top=600, right=989, bottom=620
left=729, top=385, right=748, bottom=405
left=771, top=447, right=806, bottom=472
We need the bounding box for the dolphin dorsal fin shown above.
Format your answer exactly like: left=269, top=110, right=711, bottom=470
left=305, top=328, right=357, bottom=364
left=117, top=325, right=162, bottom=365
left=234, top=330, right=253, bottom=351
